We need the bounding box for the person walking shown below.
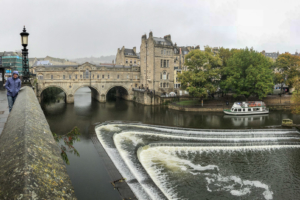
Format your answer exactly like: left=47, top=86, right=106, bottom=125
left=5, top=71, right=21, bottom=112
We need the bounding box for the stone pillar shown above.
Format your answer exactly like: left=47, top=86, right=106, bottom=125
left=66, top=94, right=74, bottom=103
left=100, top=94, right=106, bottom=103
left=91, top=89, right=101, bottom=102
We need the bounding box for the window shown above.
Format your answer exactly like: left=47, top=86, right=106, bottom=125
left=163, top=83, right=166, bottom=88
left=167, top=60, right=169, bottom=67
left=164, top=60, right=166, bottom=67
left=80, top=75, right=82, bottom=79
left=126, top=60, right=128, bottom=64
left=85, top=70, right=89, bottom=79
left=75, top=75, right=77, bottom=79
left=38, top=75, right=43, bottom=80
left=108, top=74, right=110, bottom=79
left=248, top=108, right=251, bottom=111
left=164, top=49, right=166, bottom=54
left=130, top=60, right=132, bottom=64
left=160, top=83, right=162, bottom=87
left=51, top=75, right=53, bottom=79
left=167, top=73, right=169, bottom=80
left=135, top=84, right=137, bottom=87
left=69, top=75, right=71, bottom=79
left=161, top=50, right=163, bottom=54
left=135, top=76, right=137, bottom=80
left=234, top=109, right=237, bottom=112
left=102, top=85, right=104, bottom=88
left=63, top=75, right=65, bottom=79
left=243, top=109, right=245, bottom=111
left=161, top=60, right=163, bottom=67
left=134, top=60, right=136, bottom=64
left=93, top=74, right=94, bottom=79
left=117, top=75, right=119, bottom=79
left=162, top=72, right=167, bottom=80
left=167, top=83, right=169, bottom=88
left=97, top=75, right=99, bottom=79
left=102, top=75, right=104, bottom=78
left=238, top=109, right=241, bottom=112
left=127, top=75, right=129, bottom=79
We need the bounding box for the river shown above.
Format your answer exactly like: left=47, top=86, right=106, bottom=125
left=41, top=87, right=300, bottom=200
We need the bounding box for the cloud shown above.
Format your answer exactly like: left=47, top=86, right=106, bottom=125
left=0, top=0, right=299, bottom=58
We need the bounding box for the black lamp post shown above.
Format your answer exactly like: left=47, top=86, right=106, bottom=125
left=20, top=26, right=29, bottom=83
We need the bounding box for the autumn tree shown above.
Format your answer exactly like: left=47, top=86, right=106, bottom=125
left=275, top=53, right=300, bottom=88
left=178, top=48, right=222, bottom=99
left=222, top=47, right=274, bottom=100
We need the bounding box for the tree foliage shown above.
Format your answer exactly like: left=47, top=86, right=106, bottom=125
left=178, top=48, right=222, bottom=99
left=275, top=53, right=300, bottom=87
left=291, top=76, right=300, bottom=114
left=52, top=127, right=81, bottom=165
left=221, top=47, right=274, bottom=100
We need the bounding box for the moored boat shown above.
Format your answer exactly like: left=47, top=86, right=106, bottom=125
left=223, top=101, right=269, bottom=115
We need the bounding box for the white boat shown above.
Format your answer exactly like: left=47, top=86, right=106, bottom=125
left=223, top=101, right=269, bottom=115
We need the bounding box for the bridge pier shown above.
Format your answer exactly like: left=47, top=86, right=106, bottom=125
left=66, top=94, right=74, bottom=103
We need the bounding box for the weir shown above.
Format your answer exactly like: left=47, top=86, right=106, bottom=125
left=0, top=87, right=76, bottom=199
left=96, top=122, right=300, bottom=200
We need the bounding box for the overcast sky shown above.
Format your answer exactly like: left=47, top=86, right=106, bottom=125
left=1, top=0, right=300, bottom=59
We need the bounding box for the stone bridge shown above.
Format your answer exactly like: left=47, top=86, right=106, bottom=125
left=35, top=62, right=141, bottom=103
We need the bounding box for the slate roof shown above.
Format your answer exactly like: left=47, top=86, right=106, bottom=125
left=124, top=49, right=137, bottom=56
left=153, top=37, right=172, bottom=46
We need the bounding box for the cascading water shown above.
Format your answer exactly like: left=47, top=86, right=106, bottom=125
left=95, top=122, right=300, bottom=200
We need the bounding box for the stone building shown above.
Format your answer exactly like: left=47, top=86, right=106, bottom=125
left=115, top=46, right=140, bottom=66
left=139, top=32, right=197, bottom=95
left=261, top=50, right=280, bottom=61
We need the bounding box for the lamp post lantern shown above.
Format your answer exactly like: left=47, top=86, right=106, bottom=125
left=20, top=26, right=29, bottom=83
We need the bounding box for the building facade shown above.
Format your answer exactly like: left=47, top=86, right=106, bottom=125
left=261, top=50, right=280, bottom=61
left=115, top=46, right=140, bottom=66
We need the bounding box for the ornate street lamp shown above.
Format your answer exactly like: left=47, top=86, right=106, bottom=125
left=20, top=26, right=29, bottom=83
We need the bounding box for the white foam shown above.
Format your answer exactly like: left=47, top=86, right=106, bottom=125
left=138, top=146, right=276, bottom=200
left=95, top=127, right=152, bottom=200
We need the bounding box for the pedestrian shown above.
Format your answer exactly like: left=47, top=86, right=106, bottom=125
left=5, top=71, right=21, bottom=112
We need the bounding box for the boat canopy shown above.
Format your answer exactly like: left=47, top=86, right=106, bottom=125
left=233, top=101, right=265, bottom=108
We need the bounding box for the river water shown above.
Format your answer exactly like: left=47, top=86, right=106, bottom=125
left=42, top=87, right=300, bottom=200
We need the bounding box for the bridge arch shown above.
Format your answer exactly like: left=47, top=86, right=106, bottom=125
left=39, top=85, right=69, bottom=97
left=38, top=85, right=69, bottom=104
left=104, top=85, right=131, bottom=101
left=73, top=85, right=101, bottom=103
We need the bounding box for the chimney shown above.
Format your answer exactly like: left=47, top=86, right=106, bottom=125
left=133, top=47, right=136, bottom=54
left=164, top=34, right=171, bottom=41
left=142, top=34, right=147, bottom=42
left=195, top=45, right=200, bottom=50
left=149, top=31, right=153, bottom=38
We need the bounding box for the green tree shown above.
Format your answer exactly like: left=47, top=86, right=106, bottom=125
left=178, top=48, right=222, bottom=99
left=222, top=47, right=274, bottom=100
left=275, top=53, right=300, bottom=87
left=291, top=76, right=300, bottom=114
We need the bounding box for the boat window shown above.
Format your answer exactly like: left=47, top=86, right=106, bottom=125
left=238, top=109, right=241, bottom=112
left=248, top=108, right=251, bottom=111
left=243, top=109, right=245, bottom=111
left=234, top=109, right=237, bottom=112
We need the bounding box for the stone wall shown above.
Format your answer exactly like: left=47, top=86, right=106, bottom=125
left=0, top=87, right=76, bottom=199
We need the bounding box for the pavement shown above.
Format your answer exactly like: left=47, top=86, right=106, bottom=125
left=0, top=89, right=9, bottom=135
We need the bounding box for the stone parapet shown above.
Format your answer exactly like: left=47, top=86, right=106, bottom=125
left=0, top=87, right=76, bottom=199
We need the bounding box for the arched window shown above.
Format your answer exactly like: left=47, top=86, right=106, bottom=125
left=85, top=69, right=90, bottom=79
left=38, top=74, right=43, bottom=80
left=163, top=83, right=166, bottom=88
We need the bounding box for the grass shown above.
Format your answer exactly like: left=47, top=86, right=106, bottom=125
left=176, top=100, right=200, bottom=106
